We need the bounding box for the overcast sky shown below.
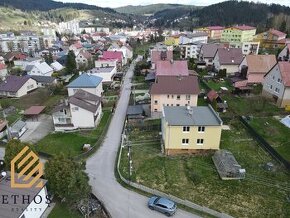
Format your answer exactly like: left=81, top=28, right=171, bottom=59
left=55, top=0, right=290, bottom=8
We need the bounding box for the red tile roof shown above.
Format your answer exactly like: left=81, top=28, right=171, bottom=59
left=207, top=26, right=224, bottom=30
left=150, top=75, right=199, bottom=95
left=278, top=62, right=290, bottom=87
left=24, top=106, right=46, bottom=115
left=102, top=51, right=123, bottom=62
left=207, top=90, right=219, bottom=102
left=78, top=50, right=92, bottom=59
left=269, top=29, right=287, bottom=38
left=156, top=60, right=189, bottom=76
left=245, top=55, right=277, bottom=74
left=151, top=50, right=173, bottom=63
left=0, top=63, right=6, bottom=70
left=234, top=25, right=256, bottom=31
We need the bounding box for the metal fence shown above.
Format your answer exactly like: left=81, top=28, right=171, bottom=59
left=117, top=130, right=233, bottom=218
left=239, top=116, right=290, bottom=170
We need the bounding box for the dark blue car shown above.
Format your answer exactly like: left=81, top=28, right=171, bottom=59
left=148, top=196, right=177, bottom=216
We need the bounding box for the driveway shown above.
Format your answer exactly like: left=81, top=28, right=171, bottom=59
left=86, top=62, right=199, bottom=218
left=20, top=114, right=54, bottom=144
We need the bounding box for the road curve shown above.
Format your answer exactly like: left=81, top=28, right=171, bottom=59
left=86, top=61, right=199, bottom=218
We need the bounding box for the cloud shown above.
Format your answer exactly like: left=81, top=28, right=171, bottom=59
left=54, top=0, right=290, bottom=8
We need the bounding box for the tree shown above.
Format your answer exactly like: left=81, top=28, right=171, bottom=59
left=45, top=154, right=91, bottom=204
left=7, top=42, right=14, bottom=52
left=280, top=20, right=287, bottom=32
left=48, top=52, right=54, bottom=64
left=4, top=140, right=36, bottom=171
left=188, top=58, right=196, bottom=70
left=81, top=29, right=86, bottom=34
left=66, top=50, right=77, bottom=74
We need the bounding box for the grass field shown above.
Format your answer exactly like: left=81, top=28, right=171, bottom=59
left=249, top=117, right=290, bottom=162
left=37, top=110, right=111, bottom=157
left=49, top=202, right=81, bottom=218
left=120, top=120, right=290, bottom=217
left=206, top=79, right=233, bottom=92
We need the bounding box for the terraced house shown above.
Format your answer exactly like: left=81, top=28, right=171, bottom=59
left=161, top=105, right=223, bottom=155
left=150, top=75, right=199, bottom=118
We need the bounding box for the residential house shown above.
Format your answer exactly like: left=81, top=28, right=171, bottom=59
left=262, top=62, right=290, bottom=108
left=164, top=35, right=180, bottom=46
left=197, top=26, right=224, bottom=40
left=95, top=59, right=118, bottom=68
left=0, top=76, right=37, bottom=97
left=108, top=44, right=132, bottom=63
left=67, top=73, right=103, bottom=97
left=179, top=32, right=208, bottom=45
left=69, top=41, right=82, bottom=54
left=156, top=60, right=189, bottom=77
left=239, top=55, right=276, bottom=84
left=75, top=49, right=93, bottom=69
left=50, top=61, right=64, bottom=72
left=26, top=62, right=54, bottom=77
left=10, top=120, right=27, bottom=138
left=14, top=57, right=42, bottom=70
left=0, top=63, right=8, bottom=79
left=221, top=25, right=257, bottom=47
left=30, top=75, right=57, bottom=87
left=213, top=48, right=244, bottom=75
left=102, top=51, right=124, bottom=66
left=278, top=44, right=290, bottom=61
left=0, top=172, right=48, bottom=218
left=161, top=105, right=223, bottom=155
left=199, top=44, right=225, bottom=66
left=240, top=41, right=260, bottom=55
left=254, top=29, right=287, bottom=49
left=52, top=89, right=102, bottom=131
left=180, top=43, right=203, bottom=59
left=150, top=50, right=174, bottom=69
left=88, top=66, right=117, bottom=83
left=150, top=75, right=199, bottom=118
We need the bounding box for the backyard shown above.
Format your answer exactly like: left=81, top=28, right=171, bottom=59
left=36, top=110, right=111, bottom=157
left=49, top=202, right=81, bottom=218
left=119, top=120, right=290, bottom=217
left=249, top=116, right=290, bottom=162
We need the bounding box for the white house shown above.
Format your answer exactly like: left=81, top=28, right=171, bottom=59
left=52, top=89, right=102, bottom=131
left=179, top=32, right=208, bottom=45
left=88, top=66, right=117, bottom=83
left=180, top=43, right=203, bottom=59
left=0, top=76, right=37, bottom=98
left=50, top=61, right=64, bottom=72
left=14, top=57, right=42, bottom=70
left=0, top=63, right=8, bottom=79
left=26, top=62, right=54, bottom=77
left=67, top=73, right=103, bottom=97
left=95, top=59, right=118, bottom=68
left=0, top=172, right=49, bottom=218
left=75, top=50, right=93, bottom=69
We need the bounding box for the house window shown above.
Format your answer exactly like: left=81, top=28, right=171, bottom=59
left=154, top=109, right=157, bottom=112
left=183, top=126, right=190, bottom=132
left=167, top=95, right=170, bottom=98
left=275, top=88, right=280, bottom=93
left=198, top=126, right=205, bottom=132
left=154, top=100, right=158, bottom=104
left=72, top=107, right=79, bottom=112
left=277, top=78, right=282, bottom=83
left=176, top=104, right=180, bottom=106
left=272, top=75, right=275, bottom=80
left=171, top=95, right=174, bottom=98
left=167, top=104, right=169, bottom=106
left=171, top=104, right=173, bottom=106
left=270, top=85, right=273, bottom=90
left=197, top=139, right=204, bottom=145
left=186, top=95, right=190, bottom=100
left=177, top=95, right=181, bottom=100
left=182, top=139, right=189, bottom=145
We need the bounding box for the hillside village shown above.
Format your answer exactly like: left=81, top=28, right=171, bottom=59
left=0, top=10, right=289, bottom=218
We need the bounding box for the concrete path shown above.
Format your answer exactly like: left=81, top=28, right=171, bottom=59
left=86, top=62, right=198, bottom=218
left=20, top=114, right=54, bottom=144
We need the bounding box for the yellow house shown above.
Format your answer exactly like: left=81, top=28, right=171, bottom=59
left=162, top=105, right=223, bottom=155
left=164, top=35, right=180, bottom=46
left=221, top=25, right=256, bottom=47
left=254, top=29, right=287, bottom=49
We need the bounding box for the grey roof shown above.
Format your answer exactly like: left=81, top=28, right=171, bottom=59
left=25, top=64, right=34, bottom=71
left=30, top=75, right=56, bottom=84
left=127, top=105, right=143, bottom=116
left=89, top=67, right=115, bottom=74
left=52, top=102, right=69, bottom=113
left=69, top=96, right=100, bottom=113
left=0, top=172, right=47, bottom=218
left=0, top=76, right=31, bottom=92
left=163, top=106, right=223, bottom=126
left=11, top=120, right=26, bottom=132
left=73, top=89, right=101, bottom=102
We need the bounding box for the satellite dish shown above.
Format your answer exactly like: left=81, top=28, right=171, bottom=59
left=1, top=171, right=7, bottom=177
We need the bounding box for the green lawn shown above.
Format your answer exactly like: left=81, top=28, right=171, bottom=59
left=49, top=202, right=81, bottom=218
left=37, top=111, right=112, bottom=157
left=249, top=117, right=290, bottom=162
left=120, top=120, right=290, bottom=217
left=206, top=79, right=233, bottom=92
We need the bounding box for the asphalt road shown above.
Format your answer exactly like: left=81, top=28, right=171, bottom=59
left=86, top=61, right=199, bottom=218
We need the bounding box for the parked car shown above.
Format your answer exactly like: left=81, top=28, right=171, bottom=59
left=148, top=196, right=177, bottom=216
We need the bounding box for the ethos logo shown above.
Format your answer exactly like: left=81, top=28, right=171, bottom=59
left=11, top=146, right=44, bottom=188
